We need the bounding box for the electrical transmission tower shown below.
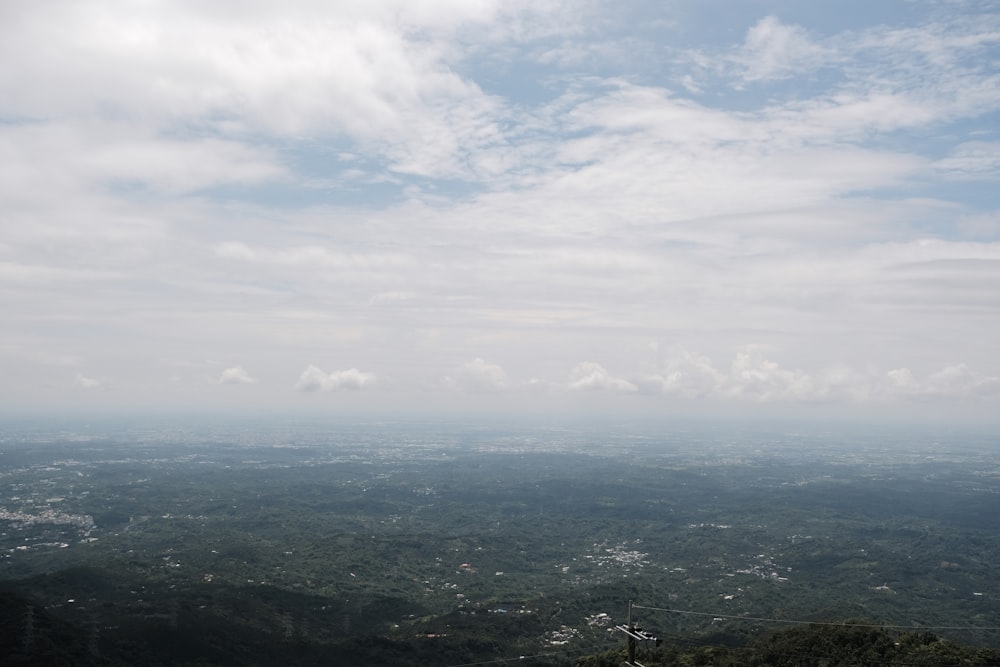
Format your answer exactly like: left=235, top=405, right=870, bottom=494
left=614, top=600, right=659, bottom=667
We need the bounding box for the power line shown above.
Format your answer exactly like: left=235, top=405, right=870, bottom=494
left=651, top=634, right=1000, bottom=667
left=630, top=621, right=1000, bottom=667
left=447, top=603, right=998, bottom=667
left=630, top=603, right=1000, bottom=632
left=616, top=600, right=659, bottom=666
left=444, top=607, right=999, bottom=667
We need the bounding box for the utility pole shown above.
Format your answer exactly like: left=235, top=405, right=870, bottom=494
left=88, top=615, right=100, bottom=661
left=23, top=603, right=34, bottom=653
left=615, top=600, right=658, bottom=667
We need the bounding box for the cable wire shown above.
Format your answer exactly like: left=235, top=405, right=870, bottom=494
left=445, top=604, right=1000, bottom=666
left=631, top=603, right=1000, bottom=632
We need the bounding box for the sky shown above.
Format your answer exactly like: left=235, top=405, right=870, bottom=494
left=2, top=0, right=999, bottom=422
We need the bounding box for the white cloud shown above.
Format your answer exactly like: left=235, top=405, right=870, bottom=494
left=886, top=364, right=1000, bottom=398
left=887, top=367, right=920, bottom=392
left=737, top=16, right=831, bottom=83
left=0, top=2, right=540, bottom=181
left=447, top=358, right=508, bottom=393
left=523, top=377, right=553, bottom=393
left=724, top=346, right=814, bottom=401
left=75, top=373, right=101, bottom=389
left=88, top=136, right=286, bottom=194
left=568, top=362, right=637, bottom=393
left=926, top=364, right=1000, bottom=397
left=214, top=242, right=411, bottom=271
left=0, top=122, right=286, bottom=201
left=935, top=142, right=1000, bottom=179
left=636, top=347, right=836, bottom=403
left=632, top=348, right=1000, bottom=404
left=295, top=365, right=377, bottom=392
left=641, top=348, right=1000, bottom=404
left=219, top=366, right=257, bottom=385
left=635, top=348, right=725, bottom=398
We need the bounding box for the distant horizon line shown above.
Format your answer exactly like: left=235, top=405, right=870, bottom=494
left=2, top=407, right=997, bottom=434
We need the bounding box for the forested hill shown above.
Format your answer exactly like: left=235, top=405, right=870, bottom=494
left=4, top=586, right=999, bottom=667
left=576, top=622, right=1000, bottom=667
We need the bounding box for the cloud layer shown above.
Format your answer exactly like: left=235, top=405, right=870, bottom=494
left=1, top=1, right=998, bottom=420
